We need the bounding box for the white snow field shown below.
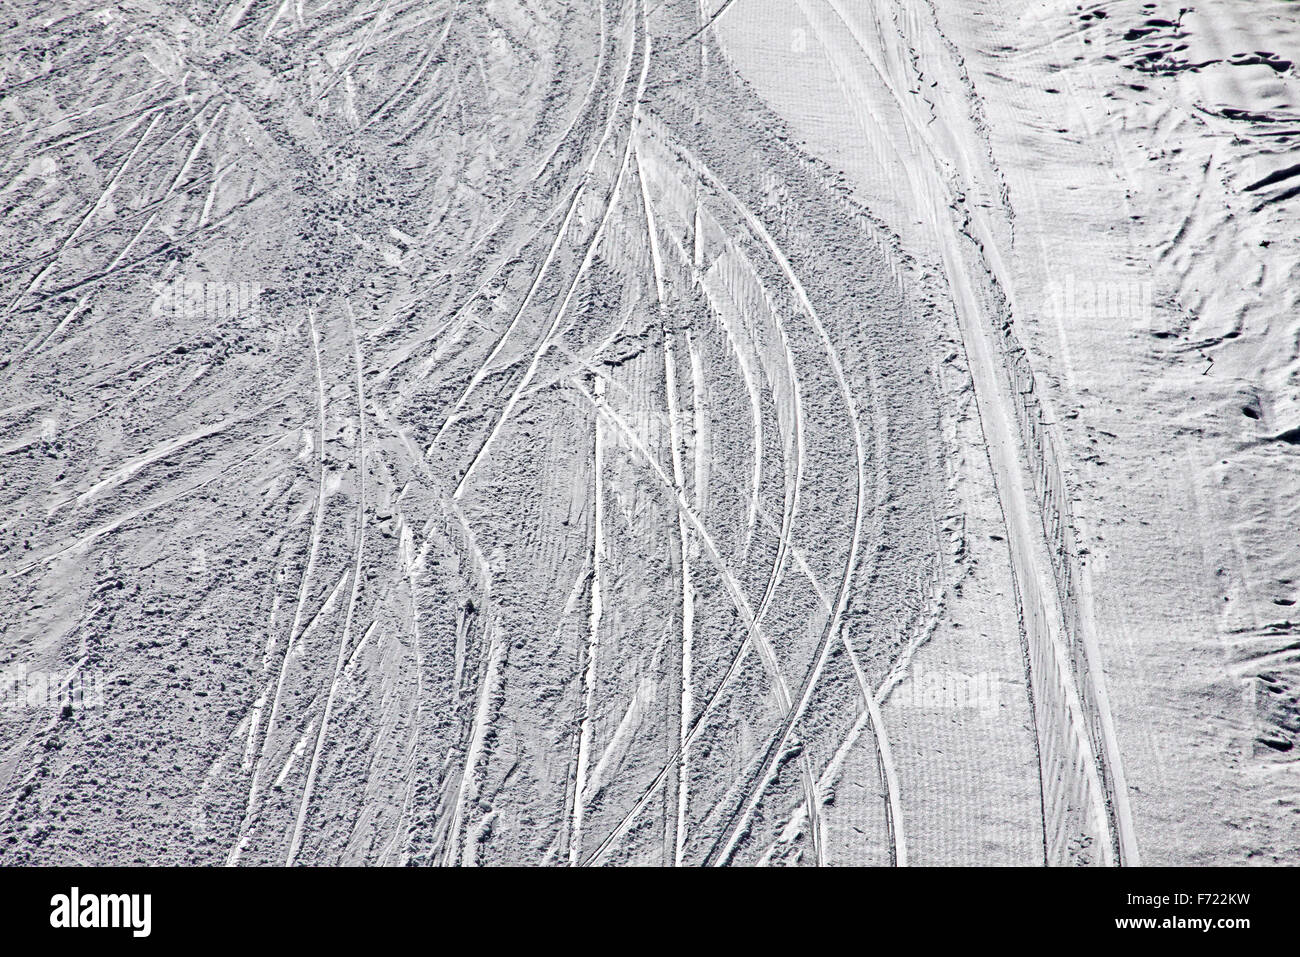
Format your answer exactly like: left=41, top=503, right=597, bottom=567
left=1, top=0, right=1297, bottom=865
